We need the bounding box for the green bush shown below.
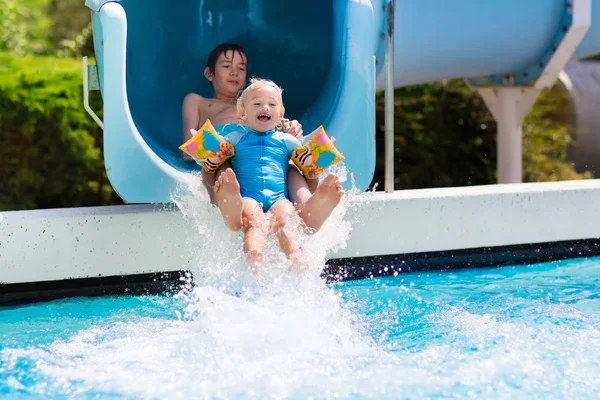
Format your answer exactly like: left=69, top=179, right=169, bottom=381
left=0, top=0, right=51, bottom=56
left=372, top=79, right=590, bottom=190
left=522, top=80, right=591, bottom=182
left=0, top=0, right=92, bottom=57
left=0, top=52, right=120, bottom=211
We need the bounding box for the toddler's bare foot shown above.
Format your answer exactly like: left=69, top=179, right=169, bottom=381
left=214, top=168, right=243, bottom=231
left=245, top=249, right=264, bottom=274
left=298, top=174, right=343, bottom=232
left=289, top=252, right=308, bottom=273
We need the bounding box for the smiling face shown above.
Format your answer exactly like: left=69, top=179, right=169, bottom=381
left=204, top=49, right=247, bottom=99
left=237, top=82, right=285, bottom=132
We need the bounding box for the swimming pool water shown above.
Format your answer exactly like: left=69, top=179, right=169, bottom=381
left=1, top=257, right=599, bottom=399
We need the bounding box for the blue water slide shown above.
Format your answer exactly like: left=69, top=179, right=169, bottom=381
left=87, top=0, right=600, bottom=203
left=375, top=0, right=600, bottom=89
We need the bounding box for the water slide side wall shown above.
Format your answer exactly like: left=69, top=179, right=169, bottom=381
left=93, top=0, right=377, bottom=201
left=120, top=0, right=342, bottom=171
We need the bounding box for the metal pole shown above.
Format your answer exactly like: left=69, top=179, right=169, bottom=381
left=384, top=0, right=395, bottom=193
left=82, top=56, right=104, bottom=130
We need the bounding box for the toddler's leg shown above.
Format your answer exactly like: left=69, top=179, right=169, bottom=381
left=287, top=166, right=343, bottom=233
left=213, top=167, right=243, bottom=231
left=269, top=199, right=307, bottom=272
left=242, top=198, right=267, bottom=273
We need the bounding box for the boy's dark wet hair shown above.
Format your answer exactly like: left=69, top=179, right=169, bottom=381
left=205, top=43, right=248, bottom=75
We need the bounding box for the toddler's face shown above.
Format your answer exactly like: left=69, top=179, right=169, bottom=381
left=241, top=85, right=283, bottom=132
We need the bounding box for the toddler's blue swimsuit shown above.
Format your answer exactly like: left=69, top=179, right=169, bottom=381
left=215, top=124, right=301, bottom=212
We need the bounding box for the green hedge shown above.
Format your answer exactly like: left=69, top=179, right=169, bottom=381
left=0, top=52, right=120, bottom=211
left=371, top=79, right=590, bottom=190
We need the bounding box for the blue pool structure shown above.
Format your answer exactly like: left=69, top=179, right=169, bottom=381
left=2, top=0, right=600, bottom=398
left=2, top=257, right=600, bottom=398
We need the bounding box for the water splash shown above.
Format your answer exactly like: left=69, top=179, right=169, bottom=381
left=170, top=165, right=365, bottom=289
left=2, top=162, right=393, bottom=398
left=5, top=169, right=599, bottom=398
left=3, top=259, right=600, bottom=398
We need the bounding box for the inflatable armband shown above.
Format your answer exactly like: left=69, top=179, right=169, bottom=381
left=291, top=126, right=344, bottom=179
left=179, top=119, right=235, bottom=173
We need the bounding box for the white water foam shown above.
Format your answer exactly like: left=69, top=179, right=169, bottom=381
left=171, top=165, right=366, bottom=290
left=4, top=170, right=600, bottom=399
left=2, top=169, right=419, bottom=399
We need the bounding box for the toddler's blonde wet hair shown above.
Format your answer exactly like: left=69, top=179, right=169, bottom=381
left=237, top=78, right=287, bottom=130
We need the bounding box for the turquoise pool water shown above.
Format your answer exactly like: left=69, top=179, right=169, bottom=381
left=1, top=257, right=599, bottom=399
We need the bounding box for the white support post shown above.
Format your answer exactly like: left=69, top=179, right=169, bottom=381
left=470, top=0, right=590, bottom=184
left=476, top=87, right=540, bottom=183
left=496, top=89, right=523, bottom=184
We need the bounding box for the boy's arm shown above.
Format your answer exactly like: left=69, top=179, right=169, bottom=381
left=181, top=93, right=205, bottom=159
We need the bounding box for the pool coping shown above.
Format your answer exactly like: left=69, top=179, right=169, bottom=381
left=2, top=238, right=599, bottom=306
left=2, top=179, right=600, bottom=305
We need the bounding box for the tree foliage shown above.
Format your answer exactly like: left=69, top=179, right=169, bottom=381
left=0, top=52, right=121, bottom=210
left=0, top=0, right=93, bottom=57
left=522, top=80, right=590, bottom=182
left=0, top=0, right=51, bottom=55
left=371, top=79, right=589, bottom=190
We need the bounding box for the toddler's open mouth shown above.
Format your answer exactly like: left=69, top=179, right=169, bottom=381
left=257, top=114, right=271, bottom=122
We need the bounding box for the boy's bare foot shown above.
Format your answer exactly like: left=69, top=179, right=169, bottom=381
left=298, top=174, right=343, bottom=233
left=289, top=252, right=308, bottom=273
left=214, top=168, right=243, bottom=231
left=245, top=249, right=264, bottom=274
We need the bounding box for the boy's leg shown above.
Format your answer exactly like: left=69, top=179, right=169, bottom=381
left=287, top=164, right=317, bottom=198
left=203, top=161, right=232, bottom=203
left=213, top=168, right=243, bottom=231
left=287, top=166, right=344, bottom=233
left=201, top=170, right=217, bottom=203
left=269, top=199, right=307, bottom=271
left=242, top=198, right=267, bottom=272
